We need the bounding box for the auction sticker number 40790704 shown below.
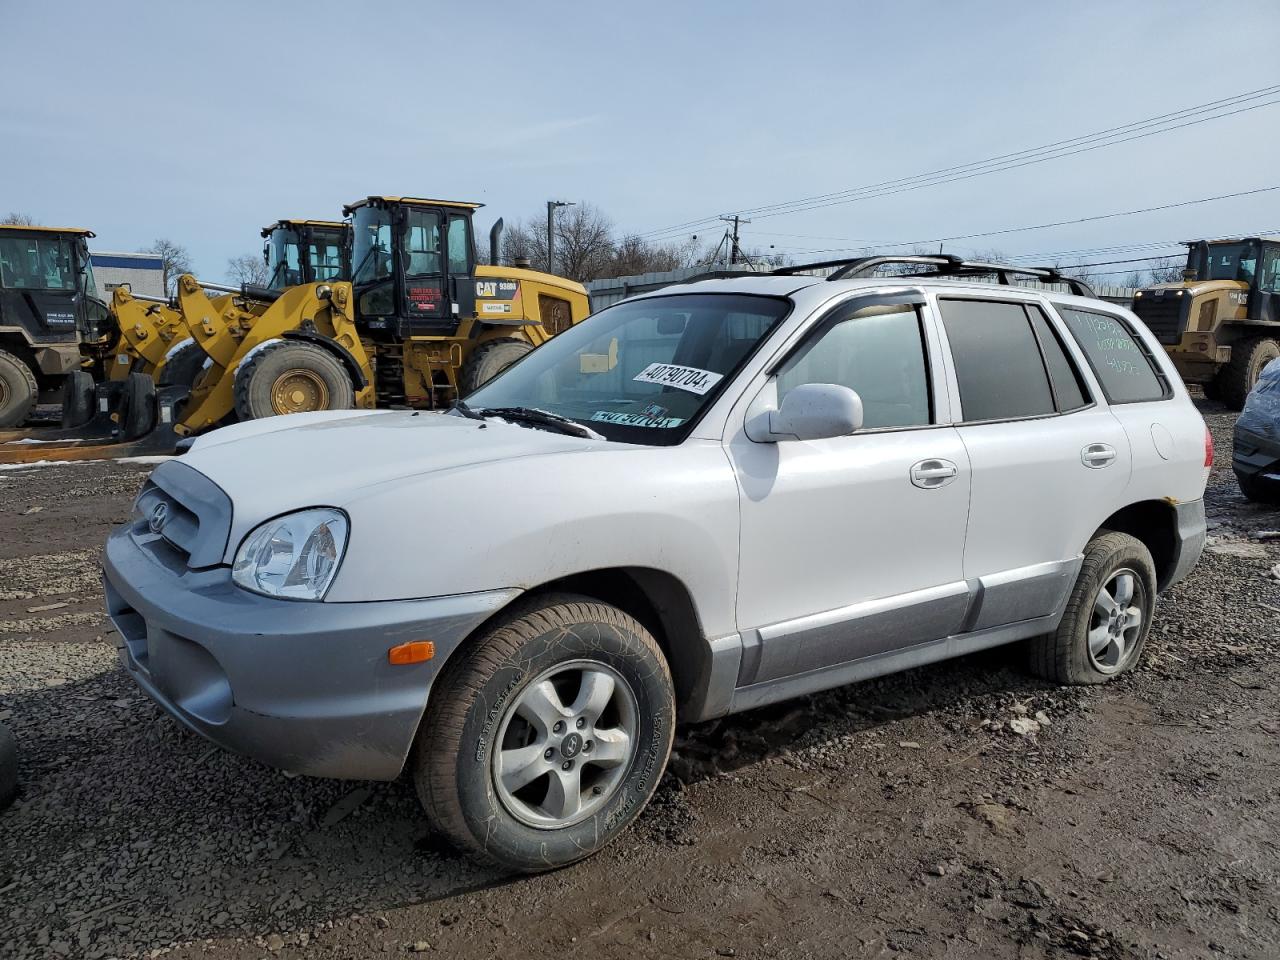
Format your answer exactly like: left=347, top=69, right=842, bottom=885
left=632, top=363, right=723, bottom=396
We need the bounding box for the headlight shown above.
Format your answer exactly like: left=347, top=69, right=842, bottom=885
left=231, top=508, right=348, bottom=600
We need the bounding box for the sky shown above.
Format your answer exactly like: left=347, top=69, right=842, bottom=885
left=3, top=0, right=1279, bottom=285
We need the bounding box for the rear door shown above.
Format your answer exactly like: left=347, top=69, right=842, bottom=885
left=935, top=295, right=1130, bottom=630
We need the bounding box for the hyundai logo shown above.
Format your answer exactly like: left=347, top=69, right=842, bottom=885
left=148, top=502, right=169, bottom=535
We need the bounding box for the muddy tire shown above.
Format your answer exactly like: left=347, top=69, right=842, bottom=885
left=60, top=369, right=95, bottom=429
left=1028, top=531, right=1156, bottom=685
left=458, top=338, right=533, bottom=395
left=1236, top=471, right=1280, bottom=505
left=1219, top=336, right=1279, bottom=410
left=0, top=348, right=38, bottom=428
left=233, top=340, right=354, bottom=421
left=157, top=339, right=207, bottom=388
left=414, top=594, right=675, bottom=872
left=117, top=372, right=157, bottom=440
left=0, top=721, right=16, bottom=809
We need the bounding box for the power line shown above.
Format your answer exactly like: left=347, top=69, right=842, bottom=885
left=635, top=84, right=1280, bottom=241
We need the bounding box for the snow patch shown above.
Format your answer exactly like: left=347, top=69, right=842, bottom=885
left=163, top=337, right=195, bottom=362
left=239, top=337, right=284, bottom=366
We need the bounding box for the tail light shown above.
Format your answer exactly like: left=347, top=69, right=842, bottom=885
left=1204, top=425, right=1214, bottom=467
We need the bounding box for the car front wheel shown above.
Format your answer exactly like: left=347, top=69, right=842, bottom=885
left=414, top=595, right=674, bottom=872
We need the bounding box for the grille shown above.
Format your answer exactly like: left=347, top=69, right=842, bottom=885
left=131, top=462, right=232, bottom=570
left=1131, top=296, right=1187, bottom=345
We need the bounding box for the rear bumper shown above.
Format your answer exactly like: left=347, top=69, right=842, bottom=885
left=1165, top=499, right=1206, bottom=592
left=103, top=525, right=519, bottom=779
left=1232, top=426, right=1280, bottom=480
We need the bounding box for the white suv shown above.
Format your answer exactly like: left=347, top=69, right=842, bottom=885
left=103, top=259, right=1209, bottom=872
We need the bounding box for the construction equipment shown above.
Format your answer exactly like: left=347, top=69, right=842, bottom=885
left=0, top=225, right=109, bottom=426
left=0, top=197, right=588, bottom=462
left=1131, top=237, right=1280, bottom=408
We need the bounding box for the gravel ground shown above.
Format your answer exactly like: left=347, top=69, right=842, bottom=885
left=1, top=398, right=1278, bottom=960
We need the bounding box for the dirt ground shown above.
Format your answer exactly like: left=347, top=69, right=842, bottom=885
left=1, top=398, right=1278, bottom=960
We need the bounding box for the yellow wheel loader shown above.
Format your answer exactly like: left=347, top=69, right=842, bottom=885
left=1132, top=237, right=1280, bottom=408
left=160, top=196, right=587, bottom=439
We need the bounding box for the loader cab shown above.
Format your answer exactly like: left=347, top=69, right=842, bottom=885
left=344, top=196, right=478, bottom=338
left=262, top=220, right=350, bottom=292
left=1185, top=237, right=1280, bottom=322
left=0, top=225, right=110, bottom=344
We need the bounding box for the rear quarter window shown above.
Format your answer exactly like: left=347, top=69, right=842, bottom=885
left=1056, top=306, right=1171, bottom=403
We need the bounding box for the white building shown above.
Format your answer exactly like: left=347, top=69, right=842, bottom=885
left=91, top=251, right=166, bottom=300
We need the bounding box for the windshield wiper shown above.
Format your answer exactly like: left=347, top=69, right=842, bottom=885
left=448, top=399, right=485, bottom=421
left=477, top=406, right=603, bottom=439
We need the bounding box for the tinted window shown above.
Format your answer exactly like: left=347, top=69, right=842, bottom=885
left=777, top=305, right=931, bottom=428
left=1027, top=305, right=1089, bottom=411
left=1057, top=307, right=1169, bottom=403
left=939, top=299, right=1054, bottom=421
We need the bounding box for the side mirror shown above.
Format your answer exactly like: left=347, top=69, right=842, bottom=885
left=762, top=383, right=863, bottom=441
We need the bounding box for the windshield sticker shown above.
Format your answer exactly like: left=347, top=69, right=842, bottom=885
left=590, top=410, right=686, bottom=428
left=633, top=362, right=723, bottom=395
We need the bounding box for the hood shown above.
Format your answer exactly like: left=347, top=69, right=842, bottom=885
left=181, top=409, right=601, bottom=523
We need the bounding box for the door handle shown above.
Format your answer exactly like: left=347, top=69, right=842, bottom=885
left=1081, top=443, right=1117, bottom=468
left=910, top=459, right=958, bottom=489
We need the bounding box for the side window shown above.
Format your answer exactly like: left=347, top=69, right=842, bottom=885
left=776, top=304, right=931, bottom=429
left=1026, top=305, right=1090, bottom=412
left=1057, top=306, right=1170, bottom=403
left=447, top=217, right=470, bottom=276
left=939, top=299, right=1055, bottom=421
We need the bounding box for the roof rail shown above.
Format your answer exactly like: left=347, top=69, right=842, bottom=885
left=773, top=254, right=1097, bottom=298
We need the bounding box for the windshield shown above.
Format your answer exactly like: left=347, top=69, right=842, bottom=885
left=266, top=228, right=303, bottom=290
left=351, top=206, right=393, bottom=284
left=0, top=234, right=76, bottom=291
left=465, top=293, right=791, bottom=445
left=1204, top=242, right=1259, bottom=283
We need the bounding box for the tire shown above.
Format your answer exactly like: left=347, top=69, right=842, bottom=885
left=1027, top=531, right=1157, bottom=685
left=233, top=340, right=355, bottom=421
left=0, top=348, right=38, bottom=428
left=1236, top=470, right=1280, bottom=505
left=60, top=369, right=95, bottom=428
left=414, top=594, right=675, bottom=872
left=0, top=721, right=16, bottom=809
left=116, top=372, right=156, bottom=440
left=157, top=339, right=207, bottom=388
left=1201, top=377, right=1222, bottom=402
left=1219, top=336, right=1280, bottom=410
left=458, top=338, right=534, bottom=395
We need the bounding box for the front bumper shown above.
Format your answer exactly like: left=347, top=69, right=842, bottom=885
left=1232, top=426, right=1280, bottom=480
left=103, top=524, right=519, bottom=780
left=1165, top=499, right=1206, bottom=592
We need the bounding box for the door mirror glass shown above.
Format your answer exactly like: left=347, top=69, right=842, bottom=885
left=768, top=383, right=864, bottom=440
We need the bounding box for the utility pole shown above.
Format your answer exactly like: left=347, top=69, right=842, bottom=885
left=546, top=200, right=574, bottom=274
left=719, top=215, right=751, bottom=265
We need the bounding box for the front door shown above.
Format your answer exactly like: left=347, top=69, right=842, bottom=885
left=730, top=296, right=971, bottom=684
left=399, top=207, right=447, bottom=333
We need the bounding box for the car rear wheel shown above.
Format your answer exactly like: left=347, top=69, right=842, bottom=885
left=1028, top=531, right=1156, bottom=684
left=414, top=594, right=674, bottom=872
left=0, top=348, right=38, bottom=428
left=0, top=720, right=17, bottom=809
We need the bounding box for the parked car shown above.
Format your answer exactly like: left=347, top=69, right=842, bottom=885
left=103, top=259, right=1210, bottom=872
left=1233, top=356, right=1280, bottom=504
left=0, top=720, right=16, bottom=809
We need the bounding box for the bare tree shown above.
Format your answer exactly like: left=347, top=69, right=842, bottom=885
left=1147, top=256, right=1185, bottom=284
left=226, top=253, right=270, bottom=287
left=1, top=213, right=38, bottom=226
left=142, top=238, right=194, bottom=294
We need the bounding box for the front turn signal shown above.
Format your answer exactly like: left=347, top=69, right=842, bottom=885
left=388, top=641, right=435, bottom=665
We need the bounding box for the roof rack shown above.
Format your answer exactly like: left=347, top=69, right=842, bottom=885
left=772, top=254, right=1097, bottom=298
